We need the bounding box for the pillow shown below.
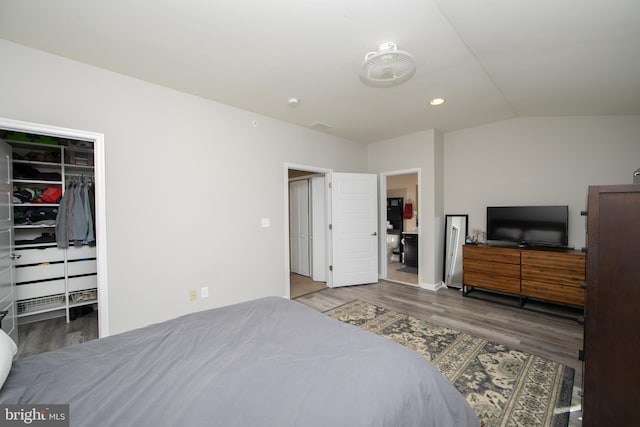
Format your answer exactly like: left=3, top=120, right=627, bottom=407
left=0, top=328, right=17, bottom=389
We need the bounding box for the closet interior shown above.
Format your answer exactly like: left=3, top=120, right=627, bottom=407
left=2, top=131, right=97, bottom=326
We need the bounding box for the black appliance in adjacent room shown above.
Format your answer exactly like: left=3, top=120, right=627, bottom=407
left=403, top=233, right=418, bottom=268
left=386, top=198, right=404, bottom=232
left=387, top=197, right=404, bottom=262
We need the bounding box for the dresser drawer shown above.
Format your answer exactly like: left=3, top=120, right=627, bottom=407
left=67, top=245, right=97, bottom=260
left=15, top=247, right=65, bottom=266
left=68, top=259, right=97, bottom=276
left=521, top=280, right=585, bottom=306
left=521, top=265, right=585, bottom=287
left=463, top=270, right=520, bottom=293
left=15, top=262, right=64, bottom=283
left=464, top=258, right=520, bottom=278
left=69, top=275, right=97, bottom=292
left=17, top=279, right=66, bottom=300
left=521, top=251, right=585, bottom=270
left=463, top=245, right=520, bottom=264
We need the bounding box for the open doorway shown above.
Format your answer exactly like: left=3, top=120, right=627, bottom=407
left=286, top=166, right=329, bottom=299
left=0, top=117, right=108, bottom=341
left=381, top=170, right=419, bottom=286
left=285, top=166, right=379, bottom=297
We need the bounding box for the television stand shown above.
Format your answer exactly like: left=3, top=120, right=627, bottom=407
left=462, top=244, right=585, bottom=316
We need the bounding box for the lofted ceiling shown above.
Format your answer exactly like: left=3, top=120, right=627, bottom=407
left=1, top=0, right=639, bottom=143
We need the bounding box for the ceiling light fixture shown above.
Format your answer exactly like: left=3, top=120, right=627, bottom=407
left=287, top=97, right=300, bottom=107
left=360, top=42, right=416, bottom=88
left=429, top=98, right=445, bottom=106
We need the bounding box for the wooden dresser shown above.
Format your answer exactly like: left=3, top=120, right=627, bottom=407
left=582, top=184, right=640, bottom=426
left=462, top=244, right=585, bottom=307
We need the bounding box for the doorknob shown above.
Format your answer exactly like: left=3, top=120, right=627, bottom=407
left=371, top=232, right=377, bottom=236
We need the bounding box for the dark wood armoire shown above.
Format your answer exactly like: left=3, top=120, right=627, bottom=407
left=583, top=184, right=640, bottom=425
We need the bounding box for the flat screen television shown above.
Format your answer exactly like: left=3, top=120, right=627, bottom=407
left=486, top=205, right=569, bottom=248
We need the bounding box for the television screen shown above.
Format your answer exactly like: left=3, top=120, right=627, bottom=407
left=486, top=206, right=568, bottom=247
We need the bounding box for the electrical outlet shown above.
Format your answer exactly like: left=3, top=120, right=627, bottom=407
left=201, top=287, right=209, bottom=298
left=189, top=289, right=197, bottom=301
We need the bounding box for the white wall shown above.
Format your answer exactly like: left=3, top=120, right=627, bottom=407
left=0, top=40, right=367, bottom=334
left=368, top=129, right=445, bottom=289
left=4, top=40, right=638, bottom=333
left=444, top=116, right=640, bottom=249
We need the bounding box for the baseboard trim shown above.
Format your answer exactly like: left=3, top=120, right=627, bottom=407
left=420, top=281, right=446, bottom=292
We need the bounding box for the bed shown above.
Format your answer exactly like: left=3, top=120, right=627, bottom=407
left=0, top=297, right=480, bottom=426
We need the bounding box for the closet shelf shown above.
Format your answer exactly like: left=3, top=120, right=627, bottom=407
left=14, top=179, right=63, bottom=185
left=14, top=243, right=57, bottom=249
left=14, top=203, right=59, bottom=207
left=6, top=137, right=97, bottom=325
left=12, top=159, right=62, bottom=167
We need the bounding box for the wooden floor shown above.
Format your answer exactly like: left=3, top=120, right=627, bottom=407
left=386, top=261, right=419, bottom=285
left=289, top=273, right=326, bottom=298
left=16, top=310, right=99, bottom=359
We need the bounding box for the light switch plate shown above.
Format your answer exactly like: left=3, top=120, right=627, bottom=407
left=261, top=218, right=270, bottom=228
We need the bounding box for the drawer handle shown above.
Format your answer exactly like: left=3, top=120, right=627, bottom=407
left=10, top=253, right=21, bottom=260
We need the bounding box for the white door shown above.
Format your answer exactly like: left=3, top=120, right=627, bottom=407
left=289, top=180, right=310, bottom=276
left=0, top=141, right=17, bottom=342
left=330, top=173, right=378, bottom=287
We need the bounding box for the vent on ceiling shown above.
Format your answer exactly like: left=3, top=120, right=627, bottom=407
left=310, top=121, right=333, bottom=132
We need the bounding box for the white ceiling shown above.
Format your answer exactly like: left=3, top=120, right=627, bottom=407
left=1, top=0, right=639, bottom=143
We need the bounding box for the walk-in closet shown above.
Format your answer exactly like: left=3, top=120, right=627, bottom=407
left=0, top=130, right=98, bottom=344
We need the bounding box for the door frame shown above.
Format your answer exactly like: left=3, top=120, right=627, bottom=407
left=284, top=163, right=332, bottom=298
left=288, top=178, right=311, bottom=277
left=379, top=168, right=421, bottom=282
left=0, top=117, right=110, bottom=338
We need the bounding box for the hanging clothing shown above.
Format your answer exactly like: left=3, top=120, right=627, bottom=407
left=80, top=181, right=94, bottom=245
left=55, top=179, right=95, bottom=248
left=55, top=182, right=73, bottom=249
left=71, top=181, right=88, bottom=244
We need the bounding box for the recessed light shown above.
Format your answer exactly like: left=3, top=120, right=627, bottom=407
left=429, top=98, right=445, bottom=106
left=288, top=97, right=300, bottom=107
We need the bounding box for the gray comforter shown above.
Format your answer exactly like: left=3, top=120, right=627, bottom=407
left=0, top=297, right=480, bottom=426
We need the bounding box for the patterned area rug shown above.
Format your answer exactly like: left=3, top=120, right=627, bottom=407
left=325, top=300, right=573, bottom=427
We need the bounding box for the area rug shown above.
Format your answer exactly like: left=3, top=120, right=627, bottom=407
left=325, top=300, right=574, bottom=427
left=396, top=266, right=418, bottom=274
